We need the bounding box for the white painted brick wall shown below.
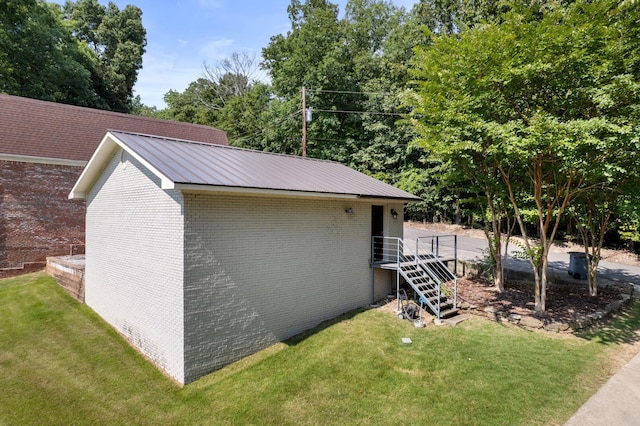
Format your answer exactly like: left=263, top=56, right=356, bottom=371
left=84, top=149, right=407, bottom=384
left=182, top=194, right=398, bottom=382
left=85, top=149, right=186, bottom=383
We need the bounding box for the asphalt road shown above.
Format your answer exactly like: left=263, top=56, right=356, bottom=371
left=404, top=223, right=640, bottom=287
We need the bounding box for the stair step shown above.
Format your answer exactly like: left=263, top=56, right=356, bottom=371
left=407, top=272, right=424, bottom=278
left=424, top=295, right=442, bottom=304
left=440, top=308, right=459, bottom=318
left=439, top=302, right=454, bottom=310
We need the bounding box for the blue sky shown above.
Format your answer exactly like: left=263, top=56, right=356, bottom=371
left=57, top=0, right=418, bottom=109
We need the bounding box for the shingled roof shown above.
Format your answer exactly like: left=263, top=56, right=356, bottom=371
left=0, top=94, right=228, bottom=163
left=70, top=131, right=421, bottom=202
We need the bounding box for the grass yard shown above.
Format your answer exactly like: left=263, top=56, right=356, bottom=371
left=2, top=272, right=639, bottom=425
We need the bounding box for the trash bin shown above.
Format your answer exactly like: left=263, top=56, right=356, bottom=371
left=568, top=252, right=588, bottom=280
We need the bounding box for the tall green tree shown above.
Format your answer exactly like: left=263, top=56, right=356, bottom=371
left=408, top=0, right=640, bottom=310
left=64, top=0, right=146, bottom=112
left=0, top=0, right=99, bottom=106
left=0, top=0, right=145, bottom=112
left=262, top=0, right=412, bottom=166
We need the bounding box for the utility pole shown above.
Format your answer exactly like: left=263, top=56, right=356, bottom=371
left=301, top=86, right=307, bottom=157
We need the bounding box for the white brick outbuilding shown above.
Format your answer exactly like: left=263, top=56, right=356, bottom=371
left=70, top=130, right=420, bottom=384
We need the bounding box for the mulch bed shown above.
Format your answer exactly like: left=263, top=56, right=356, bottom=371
left=457, top=278, right=624, bottom=323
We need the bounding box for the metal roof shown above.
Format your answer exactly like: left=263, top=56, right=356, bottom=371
left=70, top=131, right=421, bottom=201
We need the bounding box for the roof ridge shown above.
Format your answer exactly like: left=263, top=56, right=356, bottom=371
left=110, top=130, right=338, bottom=164
left=0, top=94, right=224, bottom=132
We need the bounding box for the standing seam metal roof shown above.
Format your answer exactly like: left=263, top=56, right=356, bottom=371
left=111, top=131, right=421, bottom=201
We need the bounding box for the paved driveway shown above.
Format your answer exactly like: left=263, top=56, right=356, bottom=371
left=404, top=223, right=640, bottom=287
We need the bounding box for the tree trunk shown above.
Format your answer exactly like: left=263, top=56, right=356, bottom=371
left=587, top=255, right=599, bottom=297
left=485, top=190, right=506, bottom=292
left=493, top=253, right=505, bottom=293
left=534, top=258, right=548, bottom=312
left=533, top=244, right=550, bottom=312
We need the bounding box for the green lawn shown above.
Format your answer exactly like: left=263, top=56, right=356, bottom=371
left=1, top=272, right=638, bottom=425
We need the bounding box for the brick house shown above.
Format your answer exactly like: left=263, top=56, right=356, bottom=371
left=0, top=94, right=227, bottom=275
left=70, top=130, right=420, bottom=384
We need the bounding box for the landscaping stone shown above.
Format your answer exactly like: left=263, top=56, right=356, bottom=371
left=544, top=322, right=571, bottom=333
left=606, top=300, right=623, bottom=313
left=483, top=306, right=499, bottom=315
left=459, top=301, right=471, bottom=310
left=519, top=316, right=544, bottom=329
left=508, top=314, right=521, bottom=324
left=570, top=316, right=593, bottom=330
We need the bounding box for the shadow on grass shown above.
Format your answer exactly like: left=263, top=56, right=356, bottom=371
left=284, top=308, right=366, bottom=346
left=576, top=300, right=640, bottom=346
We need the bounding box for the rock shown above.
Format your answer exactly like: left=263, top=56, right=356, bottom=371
left=606, top=300, right=623, bottom=313
left=544, top=322, right=570, bottom=333
left=483, top=306, right=499, bottom=314
left=508, top=313, right=522, bottom=324
left=570, top=316, right=593, bottom=330
left=519, top=316, right=544, bottom=329
left=459, top=301, right=471, bottom=310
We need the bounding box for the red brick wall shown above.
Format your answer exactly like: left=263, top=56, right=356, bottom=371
left=0, top=161, right=85, bottom=268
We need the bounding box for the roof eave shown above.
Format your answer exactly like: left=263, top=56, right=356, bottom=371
left=174, top=183, right=420, bottom=202
left=69, top=131, right=175, bottom=200
left=356, top=194, right=422, bottom=203
left=175, top=183, right=359, bottom=200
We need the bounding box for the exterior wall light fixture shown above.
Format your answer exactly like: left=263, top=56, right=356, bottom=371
left=391, top=209, right=398, bottom=219
left=345, top=208, right=354, bottom=214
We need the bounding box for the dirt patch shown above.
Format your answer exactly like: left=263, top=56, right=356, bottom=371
left=456, top=277, right=624, bottom=323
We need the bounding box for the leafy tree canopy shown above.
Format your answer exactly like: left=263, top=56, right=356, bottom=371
left=0, top=0, right=146, bottom=112
left=407, top=0, right=640, bottom=309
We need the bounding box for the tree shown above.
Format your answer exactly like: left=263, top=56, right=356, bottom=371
left=157, top=51, right=277, bottom=148
left=201, top=52, right=261, bottom=108
left=569, top=126, right=640, bottom=296
left=0, top=0, right=146, bottom=112
left=160, top=79, right=219, bottom=125
left=408, top=0, right=640, bottom=310
left=262, top=0, right=412, bottom=163
left=0, top=0, right=100, bottom=106
left=64, top=0, right=146, bottom=112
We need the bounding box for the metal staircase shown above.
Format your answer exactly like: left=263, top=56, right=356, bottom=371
left=372, top=236, right=458, bottom=320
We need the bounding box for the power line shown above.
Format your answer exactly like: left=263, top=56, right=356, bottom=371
left=230, top=109, right=301, bottom=144
left=309, top=137, right=409, bottom=145
left=306, top=88, right=398, bottom=96
left=312, top=108, right=407, bottom=117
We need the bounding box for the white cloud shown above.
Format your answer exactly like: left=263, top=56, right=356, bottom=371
left=135, top=49, right=203, bottom=109
left=200, top=38, right=235, bottom=60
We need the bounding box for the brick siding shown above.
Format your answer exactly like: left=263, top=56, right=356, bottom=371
left=0, top=160, right=85, bottom=269
left=182, top=194, right=404, bottom=383
left=82, top=147, right=406, bottom=384
left=85, top=149, right=185, bottom=382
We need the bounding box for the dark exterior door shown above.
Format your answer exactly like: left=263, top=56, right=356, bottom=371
left=371, top=205, right=384, bottom=261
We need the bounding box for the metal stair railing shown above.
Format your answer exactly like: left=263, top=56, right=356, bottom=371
left=371, top=236, right=401, bottom=265
left=414, top=238, right=457, bottom=311
left=417, top=234, right=458, bottom=276
left=397, top=239, right=442, bottom=319
left=371, top=236, right=458, bottom=319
